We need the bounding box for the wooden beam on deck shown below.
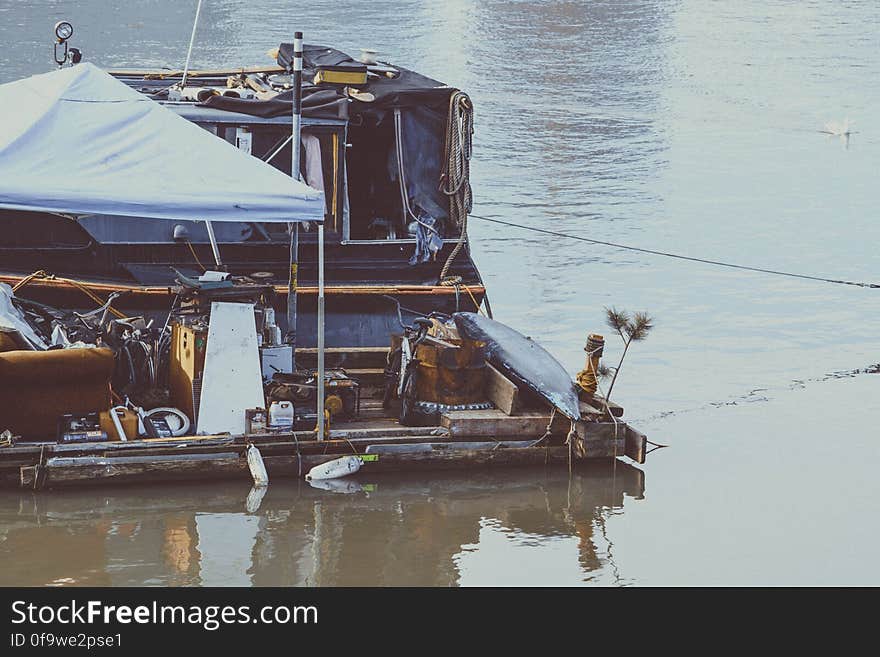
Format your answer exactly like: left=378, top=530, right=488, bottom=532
left=485, top=364, right=520, bottom=415
left=625, top=425, right=647, bottom=464
left=441, top=409, right=554, bottom=438
left=20, top=438, right=629, bottom=489
left=591, top=395, right=624, bottom=417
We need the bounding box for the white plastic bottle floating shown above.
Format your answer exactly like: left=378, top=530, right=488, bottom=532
left=268, top=400, right=294, bottom=430
left=246, top=444, right=269, bottom=487
left=308, top=477, right=364, bottom=494
left=245, top=484, right=268, bottom=513
left=306, top=455, right=362, bottom=481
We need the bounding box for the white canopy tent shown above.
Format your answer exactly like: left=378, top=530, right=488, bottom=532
left=0, top=62, right=323, bottom=222
left=0, top=63, right=329, bottom=439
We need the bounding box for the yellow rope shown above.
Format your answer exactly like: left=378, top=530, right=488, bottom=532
left=11, top=270, right=127, bottom=319
left=11, top=269, right=47, bottom=293
left=439, top=275, right=486, bottom=316
left=185, top=240, right=207, bottom=272
left=461, top=283, right=486, bottom=317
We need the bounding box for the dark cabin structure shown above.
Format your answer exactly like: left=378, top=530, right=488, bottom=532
left=0, top=44, right=486, bottom=347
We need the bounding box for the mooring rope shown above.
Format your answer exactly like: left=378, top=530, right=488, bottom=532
left=469, top=213, right=879, bottom=289
left=439, top=91, right=474, bottom=283
left=185, top=240, right=207, bottom=272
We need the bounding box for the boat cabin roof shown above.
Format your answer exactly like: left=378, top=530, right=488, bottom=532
left=165, top=102, right=346, bottom=128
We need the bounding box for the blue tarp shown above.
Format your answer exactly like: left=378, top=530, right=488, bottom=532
left=0, top=63, right=324, bottom=223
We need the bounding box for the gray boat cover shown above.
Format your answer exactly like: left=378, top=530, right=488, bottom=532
left=453, top=313, right=582, bottom=420
left=0, top=63, right=323, bottom=223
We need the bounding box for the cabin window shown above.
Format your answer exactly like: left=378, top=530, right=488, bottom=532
left=207, top=123, right=347, bottom=239
left=344, top=106, right=451, bottom=244
left=0, top=210, right=91, bottom=248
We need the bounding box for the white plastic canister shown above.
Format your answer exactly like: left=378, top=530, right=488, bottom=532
left=268, top=401, right=294, bottom=429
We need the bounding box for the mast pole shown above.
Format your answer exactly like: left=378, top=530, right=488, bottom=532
left=291, top=31, right=303, bottom=182
left=286, top=31, right=304, bottom=371
left=204, top=220, right=222, bottom=268
left=181, top=0, right=203, bottom=88
left=317, top=222, right=325, bottom=442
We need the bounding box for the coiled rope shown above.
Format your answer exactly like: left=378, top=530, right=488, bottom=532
left=439, top=91, right=474, bottom=283
left=469, top=214, right=879, bottom=289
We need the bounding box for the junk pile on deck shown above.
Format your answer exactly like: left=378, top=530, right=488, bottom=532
left=0, top=273, right=647, bottom=490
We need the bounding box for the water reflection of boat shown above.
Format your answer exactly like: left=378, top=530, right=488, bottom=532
left=0, top=462, right=644, bottom=586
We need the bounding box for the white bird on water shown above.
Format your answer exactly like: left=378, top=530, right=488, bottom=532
left=821, top=118, right=854, bottom=137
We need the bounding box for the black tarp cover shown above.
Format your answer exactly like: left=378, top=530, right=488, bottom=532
left=279, top=44, right=454, bottom=114
left=201, top=44, right=455, bottom=121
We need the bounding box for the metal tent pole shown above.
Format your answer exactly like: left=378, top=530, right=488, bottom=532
left=286, top=31, right=304, bottom=371
left=317, top=222, right=325, bottom=441
left=204, top=220, right=222, bottom=267
left=286, top=224, right=299, bottom=366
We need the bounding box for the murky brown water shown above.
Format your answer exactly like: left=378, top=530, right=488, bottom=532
left=0, top=463, right=644, bottom=586
left=0, top=0, right=878, bottom=585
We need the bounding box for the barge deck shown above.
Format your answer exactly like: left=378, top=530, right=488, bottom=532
left=2, top=348, right=646, bottom=491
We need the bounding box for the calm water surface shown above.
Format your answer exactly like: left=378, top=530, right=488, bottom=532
left=0, top=0, right=877, bottom=585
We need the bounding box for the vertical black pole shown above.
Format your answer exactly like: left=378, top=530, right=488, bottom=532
left=286, top=31, right=304, bottom=371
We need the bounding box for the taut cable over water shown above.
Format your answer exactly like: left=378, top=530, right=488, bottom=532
left=470, top=213, right=879, bottom=289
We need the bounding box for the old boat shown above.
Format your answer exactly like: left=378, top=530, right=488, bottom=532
left=1, top=41, right=487, bottom=347
left=0, top=29, right=648, bottom=490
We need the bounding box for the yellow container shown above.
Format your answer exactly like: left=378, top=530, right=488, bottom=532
left=99, top=407, right=139, bottom=441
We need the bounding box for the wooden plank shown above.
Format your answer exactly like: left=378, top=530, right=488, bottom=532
left=441, top=409, right=554, bottom=438
left=39, top=424, right=443, bottom=455
left=52, top=435, right=235, bottom=454
left=92, top=432, right=456, bottom=459
left=354, top=447, right=569, bottom=472
left=0, top=445, right=53, bottom=457
left=21, top=457, right=248, bottom=489
left=365, top=440, right=537, bottom=454
left=577, top=422, right=627, bottom=457
left=625, top=425, right=647, bottom=464
left=21, top=440, right=630, bottom=488
left=108, top=65, right=286, bottom=77
left=485, top=364, right=520, bottom=415
left=339, top=368, right=386, bottom=387
left=327, top=425, right=446, bottom=441
left=578, top=399, right=603, bottom=416
left=253, top=441, right=630, bottom=474
left=46, top=453, right=240, bottom=468
left=589, top=395, right=624, bottom=417
left=3, top=427, right=453, bottom=467
left=1, top=274, right=484, bottom=299
left=296, top=347, right=389, bottom=370
left=0, top=454, right=46, bottom=468
left=5, top=416, right=646, bottom=486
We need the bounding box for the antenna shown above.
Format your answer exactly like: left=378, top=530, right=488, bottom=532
left=286, top=31, right=304, bottom=371
left=181, top=0, right=204, bottom=88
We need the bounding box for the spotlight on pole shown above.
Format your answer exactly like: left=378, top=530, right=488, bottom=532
left=52, top=21, right=82, bottom=68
